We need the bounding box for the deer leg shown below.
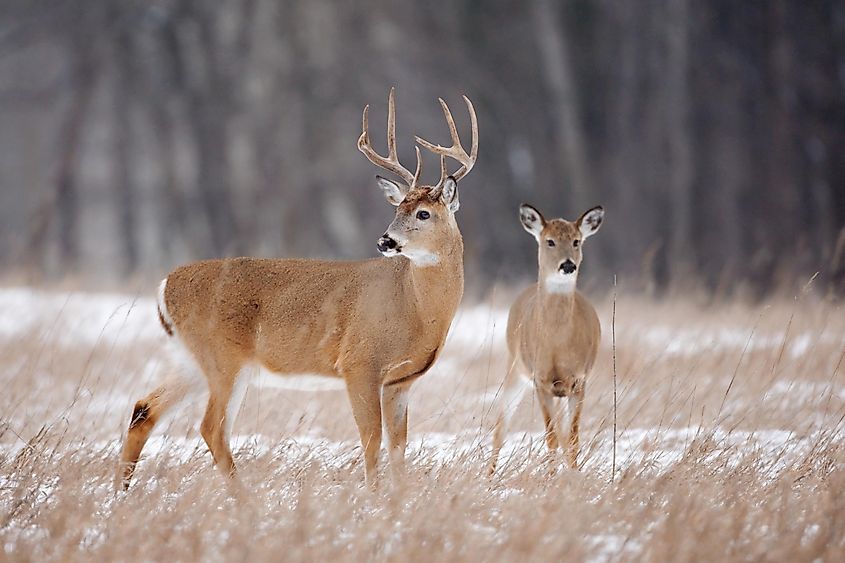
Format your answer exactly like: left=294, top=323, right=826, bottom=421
left=382, top=382, right=410, bottom=481
left=490, top=362, right=527, bottom=474
left=566, top=382, right=585, bottom=470
left=118, top=373, right=201, bottom=490
left=535, top=385, right=562, bottom=452
left=346, top=376, right=383, bottom=487
left=199, top=370, right=241, bottom=478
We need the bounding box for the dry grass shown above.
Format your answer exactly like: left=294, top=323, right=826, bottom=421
left=1, top=287, right=844, bottom=561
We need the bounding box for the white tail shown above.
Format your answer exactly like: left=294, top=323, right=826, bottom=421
left=490, top=204, right=604, bottom=472
left=119, top=89, right=479, bottom=488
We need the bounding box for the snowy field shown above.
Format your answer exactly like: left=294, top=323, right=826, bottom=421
left=1, top=286, right=844, bottom=560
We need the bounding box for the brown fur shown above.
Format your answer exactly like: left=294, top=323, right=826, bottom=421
left=119, top=396, right=161, bottom=488
left=490, top=205, right=603, bottom=473
left=119, top=91, right=477, bottom=489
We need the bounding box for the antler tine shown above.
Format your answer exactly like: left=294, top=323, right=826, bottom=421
left=439, top=98, right=460, bottom=151
left=413, top=146, right=423, bottom=187
left=415, top=95, right=478, bottom=185
left=359, top=104, right=371, bottom=145
left=463, top=95, right=479, bottom=164
left=387, top=87, right=398, bottom=160
left=357, top=88, right=418, bottom=188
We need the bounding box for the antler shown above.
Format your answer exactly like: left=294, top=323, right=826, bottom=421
left=415, top=96, right=478, bottom=186
left=358, top=88, right=422, bottom=189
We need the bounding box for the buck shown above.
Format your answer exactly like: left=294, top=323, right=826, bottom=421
left=118, top=88, right=478, bottom=488
left=490, top=203, right=604, bottom=473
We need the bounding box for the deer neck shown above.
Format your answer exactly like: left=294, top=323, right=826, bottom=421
left=537, top=275, right=577, bottom=324
left=403, top=235, right=464, bottom=323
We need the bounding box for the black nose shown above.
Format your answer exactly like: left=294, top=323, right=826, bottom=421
left=551, top=380, right=568, bottom=397
left=560, top=260, right=577, bottom=274
left=377, top=235, right=397, bottom=252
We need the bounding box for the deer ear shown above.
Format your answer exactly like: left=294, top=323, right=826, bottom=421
left=577, top=206, right=604, bottom=239
left=519, top=204, right=545, bottom=240
left=440, top=176, right=459, bottom=213
left=376, top=176, right=405, bottom=206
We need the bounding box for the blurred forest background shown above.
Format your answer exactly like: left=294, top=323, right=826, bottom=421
left=0, top=0, right=844, bottom=297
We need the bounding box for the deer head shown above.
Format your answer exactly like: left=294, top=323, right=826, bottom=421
left=358, top=88, right=478, bottom=266
left=519, top=204, right=604, bottom=293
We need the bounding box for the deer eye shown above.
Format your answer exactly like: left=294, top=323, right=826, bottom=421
left=416, top=210, right=430, bottom=220
left=573, top=239, right=581, bottom=248
left=547, top=239, right=555, bottom=247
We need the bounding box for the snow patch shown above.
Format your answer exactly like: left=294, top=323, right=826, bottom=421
left=0, top=287, right=160, bottom=347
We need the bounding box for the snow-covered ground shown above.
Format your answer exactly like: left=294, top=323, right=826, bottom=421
left=0, top=287, right=160, bottom=346
left=0, top=287, right=842, bottom=463
left=1, top=287, right=843, bottom=560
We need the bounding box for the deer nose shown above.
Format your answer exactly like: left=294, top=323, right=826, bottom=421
left=377, top=235, right=398, bottom=252
left=560, top=260, right=577, bottom=274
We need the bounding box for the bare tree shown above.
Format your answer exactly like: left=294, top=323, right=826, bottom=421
left=531, top=0, right=593, bottom=211
left=112, top=22, right=139, bottom=274
left=665, top=0, right=693, bottom=283
left=27, top=33, right=99, bottom=275
left=1, top=0, right=843, bottom=295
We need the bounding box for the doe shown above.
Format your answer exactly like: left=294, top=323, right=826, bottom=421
left=490, top=203, right=604, bottom=472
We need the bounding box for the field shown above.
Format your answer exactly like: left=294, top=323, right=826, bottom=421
left=1, top=286, right=844, bottom=561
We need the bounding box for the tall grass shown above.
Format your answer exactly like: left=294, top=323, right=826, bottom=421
left=1, top=288, right=843, bottom=561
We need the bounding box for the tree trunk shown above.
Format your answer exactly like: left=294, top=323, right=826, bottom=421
left=27, top=43, right=97, bottom=277
left=765, top=0, right=800, bottom=288
left=531, top=0, right=592, bottom=210
left=665, top=0, right=694, bottom=284
left=151, top=101, right=187, bottom=264
left=184, top=5, right=241, bottom=258
left=189, top=106, right=239, bottom=258
left=609, top=0, right=648, bottom=283
left=113, top=32, right=138, bottom=275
